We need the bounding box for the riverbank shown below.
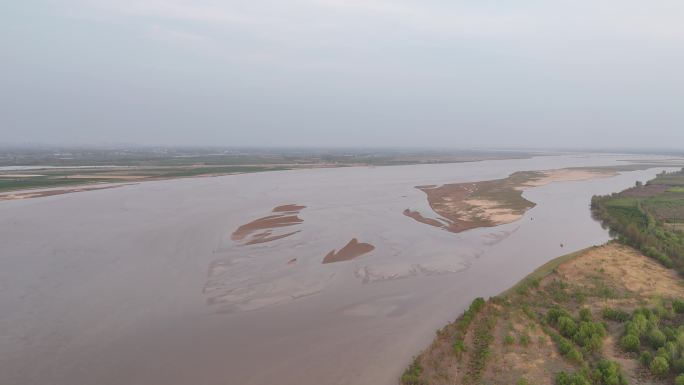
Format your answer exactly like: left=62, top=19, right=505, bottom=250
left=401, top=242, right=684, bottom=385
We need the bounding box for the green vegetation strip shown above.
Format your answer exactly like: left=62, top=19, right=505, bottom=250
left=592, top=168, right=684, bottom=273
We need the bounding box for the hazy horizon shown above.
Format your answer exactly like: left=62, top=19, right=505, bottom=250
left=2, top=1, right=683, bottom=148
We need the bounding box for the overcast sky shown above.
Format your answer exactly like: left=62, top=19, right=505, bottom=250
left=1, top=1, right=683, bottom=148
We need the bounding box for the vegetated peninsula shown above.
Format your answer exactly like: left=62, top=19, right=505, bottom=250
left=402, top=168, right=684, bottom=385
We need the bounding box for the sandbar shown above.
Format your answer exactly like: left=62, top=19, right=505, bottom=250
left=322, top=238, right=375, bottom=264
left=231, top=204, right=305, bottom=245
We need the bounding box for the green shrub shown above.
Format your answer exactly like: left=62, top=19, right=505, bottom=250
left=663, top=341, right=679, bottom=363
left=519, top=333, right=530, bottom=346
left=558, top=316, right=578, bottom=337
left=650, top=356, right=670, bottom=378
left=470, top=297, right=486, bottom=312
left=639, top=351, right=653, bottom=366
left=674, top=357, right=684, bottom=374
left=602, top=308, right=629, bottom=322
left=400, top=358, right=424, bottom=385
left=504, top=334, right=515, bottom=345
left=573, top=321, right=606, bottom=351
left=664, top=326, right=676, bottom=341
left=676, top=374, right=684, bottom=385
left=566, top=348, right=583, bottom=364
left=453, top=339, right=466, bottom=354
left=674, top=299, right=684, bottom=314
left=555, top=371, right=590, bottom=385
left=593, top=360, right=628, bottom=385
left=547, top=308, right=573, bottom=324
left=620, top=334, right=640, bottom=352
left=625, top=317, right=648, bottom=337
left=648, top=328, right=667, bottom=349
left=517, top=377, right=530, bottom=385
left=579, top=308, right=592, bottom=322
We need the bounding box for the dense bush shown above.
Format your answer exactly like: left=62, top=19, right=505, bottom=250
left=452, top=297, right=486, bottom=355
left=554, top=334, right=583, bottom=364
left=674, top=357, right=684, bottom=373
left=602, top=308, right=629, bottom=322
left=647, top=328, right=667, bottom=349
left=593, top=360, right=628, bottom=385
left=625, top=313, right=649, bottom=336
left=558, top=316, right=577, bottom=337
left=453, top=339, right=465, bottom=354
left=674, top=299, right=684, bottom=314
left=555, top=371, right=590, bottom=385
left=573, top=321, right=606, bottom=352
left=547, top=308, right=573, bottom=324
left=676, top=374, right=684, bottom=385
left=556, top=362, right=627, bottom=385
left=579, top=308, right=592, bottom=322
left=650, top=356, right=670, bottom=378
left=620, top=334, right=640, bottom=352
left=546, top=308, right=607, bottom=361
left=639, top=351, right=653, bottom=366
left=400, top=358, right=424, bottom=385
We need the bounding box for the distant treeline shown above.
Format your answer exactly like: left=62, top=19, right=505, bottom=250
left=591, top=169, right=684, bottom=274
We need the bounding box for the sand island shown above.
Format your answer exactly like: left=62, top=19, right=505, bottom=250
left=405, top=168, right=618, bottom=233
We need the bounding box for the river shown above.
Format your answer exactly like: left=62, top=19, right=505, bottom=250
left=0, top=154, right=680, bottom=385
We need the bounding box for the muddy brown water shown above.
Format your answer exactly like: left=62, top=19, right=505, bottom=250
left=0, top=155, right=681, bottom=385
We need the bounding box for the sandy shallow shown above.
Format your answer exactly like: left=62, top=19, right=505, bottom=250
left=0, top=154, right=682, bottom=385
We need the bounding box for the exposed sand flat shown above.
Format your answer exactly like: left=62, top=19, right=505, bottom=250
left=0, top=174, right=45, bottom=178
left=64, top=174, right=149, bottom=180
left=322, top=238, right=375, bottom=264
left=462, top=199, right=521, bottom=223
left=272, top=204, right=307, bottom=212
left=231, top=204, right=305, bottom=245
left=520, top=169, right=616, bottom=189
left=402, top=209, right=445, bottom=228
left=231, top=215, right=303, bottom=241
left=0, top=184, right=127, bottom=201
left=245, top=230, right=301, bottom=245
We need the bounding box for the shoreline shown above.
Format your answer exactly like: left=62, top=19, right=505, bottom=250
left=2, top=157, right=680, bottom=203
